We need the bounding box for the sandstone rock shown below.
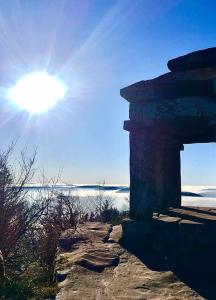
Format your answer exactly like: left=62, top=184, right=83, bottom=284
left=58, top=223, right=112, bottom=252
left=77, top=251, right=119, bottom=272
left=59, top=232, right=88, bottom=252
left=56, top=224, right=203, bottom=299
left=169, top=207, right=216, bottom=224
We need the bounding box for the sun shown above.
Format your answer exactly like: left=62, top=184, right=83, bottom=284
left=7, top=71, right=66, bottom=114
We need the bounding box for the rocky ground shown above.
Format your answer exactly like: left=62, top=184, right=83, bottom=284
left=54, top=222, right=204, bottom=300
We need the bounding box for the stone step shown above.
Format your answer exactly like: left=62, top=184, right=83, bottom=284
left=168, top=207, right=216, bottom=225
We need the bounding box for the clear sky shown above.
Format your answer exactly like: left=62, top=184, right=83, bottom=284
left=0, top=0, right=216, bottom=184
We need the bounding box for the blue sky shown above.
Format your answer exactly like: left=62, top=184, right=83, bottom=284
left=0, top=0, right=216, bottom=184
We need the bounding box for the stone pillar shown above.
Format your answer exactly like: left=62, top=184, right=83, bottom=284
left=129, top=130, right=183, bottom=217
left=157, top=143, right=183, bottom=212
left=122, top=129, right=162, bottom=241
left=129, top=130, right=158, bottom=220
left=122, top=128, right=183, bottom=242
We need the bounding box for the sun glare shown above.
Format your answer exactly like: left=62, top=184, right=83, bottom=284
left=8, top=72, right=66, bottom=114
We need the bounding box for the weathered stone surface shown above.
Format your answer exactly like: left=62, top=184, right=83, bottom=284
left=59, top=231, right=88, bottom=252
left=153, top=215, right=181, bottom=229
left=169, top=207, right=216, bottom=224
left=168, top=47, right=216, bottom=72
left=56, top=223, right=202, bottom=300
left=179, top=219, right=203, bottom=226
left=55, top=223, right=113, bottom=284
left=160, top=207, right=216, bottom=236
left=77, top=251, right=119, bottom=272
left=149, top=207, right=216, bottom=273
left=123, top=207, right=216, bottom=259
left=58, top=223, right=112, bottom=252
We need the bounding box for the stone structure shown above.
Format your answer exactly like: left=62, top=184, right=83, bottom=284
left=121, top=47, right=216, bottom=240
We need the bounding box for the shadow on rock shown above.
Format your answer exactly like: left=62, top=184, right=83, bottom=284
left=121, top=236, right=216, bottom=300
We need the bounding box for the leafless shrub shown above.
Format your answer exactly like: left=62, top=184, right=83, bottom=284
left=0, top=144, right=40, bottom=262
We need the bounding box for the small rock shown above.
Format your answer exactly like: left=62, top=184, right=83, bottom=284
left=108, top=225, right=122, bottom=243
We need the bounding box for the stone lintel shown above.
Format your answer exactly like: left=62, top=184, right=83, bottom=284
left=124, top=120, right=216, bottom=144
left=121, top=78, right=216, bottom=102
left=120, top=63, right=216, bottom=103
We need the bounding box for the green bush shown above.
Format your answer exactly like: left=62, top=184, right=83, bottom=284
left=0, top=279, right=34, bottom=300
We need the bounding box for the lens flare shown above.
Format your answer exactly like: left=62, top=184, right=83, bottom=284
left=8, top=71, right=66, bottom=114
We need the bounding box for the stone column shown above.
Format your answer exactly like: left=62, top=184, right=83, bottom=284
left=158, top=143, right=183, bottom=212
left=122, top=129, right=162, bottom=241
left=122, top=126, right=183, bottom=241
left=129, top=130, right=183, bottom=218
left=129, top=130, right=158, bottom=220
